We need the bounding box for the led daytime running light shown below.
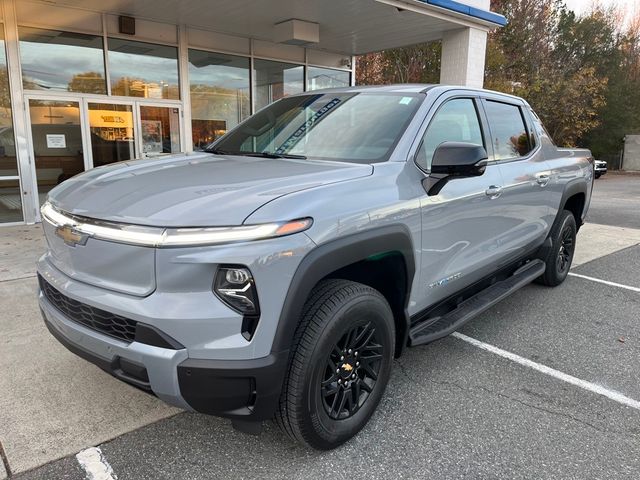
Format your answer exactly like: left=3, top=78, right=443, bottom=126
left=41, top=202, right=312, bottom=247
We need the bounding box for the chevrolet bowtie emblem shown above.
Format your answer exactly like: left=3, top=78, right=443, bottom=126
left=341, top=363, right=354, bottom=372
left=55, top=225, right=88, bottom=247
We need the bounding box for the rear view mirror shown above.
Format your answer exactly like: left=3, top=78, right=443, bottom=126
left=430, top=142, right=488, bottom=176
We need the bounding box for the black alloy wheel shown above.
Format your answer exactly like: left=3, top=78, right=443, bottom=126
left=321, top=321, right=383, bottom=420
left=276, top=279, right=395, bottom=450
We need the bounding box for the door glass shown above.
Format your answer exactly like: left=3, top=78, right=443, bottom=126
left=484, top=101, right=533, bottom=160
left=0, top=179, right=22, bottom=223
left=88, top=103, right=135, bottom=166
left=139, top=106, right=181, bottom=157
left=28, top=99, right=84, bottom=204
left=416, top=98, right=484, bottom=171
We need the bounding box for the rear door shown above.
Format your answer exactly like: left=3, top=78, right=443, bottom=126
left=479, top=96, right=553, bottom=263
left=413, top=93, right=507, bottom=310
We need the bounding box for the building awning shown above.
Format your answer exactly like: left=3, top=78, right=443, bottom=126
left=45, top=0, right=505, bottom=55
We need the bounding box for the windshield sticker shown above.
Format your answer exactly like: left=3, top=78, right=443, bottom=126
left=399, top=97, right=413, bottom=105
left=275, top=97, right=342, bottom=154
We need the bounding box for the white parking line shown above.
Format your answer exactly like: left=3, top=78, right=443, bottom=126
left=568, top=272, right=640, bottom=293
left=76, top=447, right=117, bottom=480
left=451, top=332, right=640, bottom=411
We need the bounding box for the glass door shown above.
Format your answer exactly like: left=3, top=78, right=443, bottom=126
left=26, top=98, right=86, bottom=208
left=87, top=102, right=136, bottom=167
left=138, top=105, right=181, bottom=157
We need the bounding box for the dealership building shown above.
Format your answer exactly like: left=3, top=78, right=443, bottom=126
left=0, top=0, right=504, bottom=225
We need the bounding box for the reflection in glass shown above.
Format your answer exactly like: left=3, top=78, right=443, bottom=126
left=0, top=179, right=23, bottom=223
left=88, top=103, right=135, bottom=166
left=28, top=100, right=84, bottom=203
left=189, top=49, right=250, bottom=150
left=139, top=106, right=181, bottom=156
left=253, top=59, right=304, bottom=111
left=307, top=67, right=350, bottom=91
left=0, top=27, right=18, bottom=178
left=108, top=38, right=179, bottom=100
left=19, top=27, right=106, bottom=94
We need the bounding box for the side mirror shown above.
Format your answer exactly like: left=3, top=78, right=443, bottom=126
left=430, top=142, right=488, bottom=177
left=423, top=142, right=489, bottom=196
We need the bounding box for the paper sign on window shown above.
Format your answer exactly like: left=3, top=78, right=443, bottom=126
left=46, top=134, right=66, bottom=149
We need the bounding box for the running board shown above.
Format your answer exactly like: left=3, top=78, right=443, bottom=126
left=409, top=259, right=545, bottom=347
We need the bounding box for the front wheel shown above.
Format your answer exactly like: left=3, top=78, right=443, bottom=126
left=537, top=209, right=577, bottom=286
left=275, top=279, right=395, bottom=450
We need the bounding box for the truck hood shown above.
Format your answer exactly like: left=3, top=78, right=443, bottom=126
left=48, top=153, right=373, bottom=227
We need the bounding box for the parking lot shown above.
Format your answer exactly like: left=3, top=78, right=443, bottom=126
left=2, top=173, right=639, bottom=479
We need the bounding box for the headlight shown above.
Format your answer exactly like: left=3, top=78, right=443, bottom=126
left=213, top=266, right=260, bottom=316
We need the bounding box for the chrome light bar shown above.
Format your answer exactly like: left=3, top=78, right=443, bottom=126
left=41, top=202, right=312, bottom=248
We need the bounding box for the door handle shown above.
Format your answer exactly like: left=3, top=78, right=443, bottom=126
left=485, top=185, right=503, bottom=199
left=536, top=174, right=550, bottom=187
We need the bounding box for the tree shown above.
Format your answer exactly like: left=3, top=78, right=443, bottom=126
left=67, top=72, right=106, bottom=95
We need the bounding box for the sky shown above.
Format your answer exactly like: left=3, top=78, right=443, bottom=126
left=563, top=0, right=638, bottom=16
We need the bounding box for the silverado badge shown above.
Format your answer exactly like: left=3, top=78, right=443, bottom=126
left=55, top=225, right=89, bottom=247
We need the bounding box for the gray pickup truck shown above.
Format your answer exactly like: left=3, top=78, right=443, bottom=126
left=38, top=85, right=594, bottom=450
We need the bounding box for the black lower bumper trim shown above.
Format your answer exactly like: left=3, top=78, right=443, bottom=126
left=177, top=351, right=289, bottom=421
left=42, top=308, right=154, bottom=393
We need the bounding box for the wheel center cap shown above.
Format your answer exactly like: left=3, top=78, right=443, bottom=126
left=339, top=355, right=356, bottom=379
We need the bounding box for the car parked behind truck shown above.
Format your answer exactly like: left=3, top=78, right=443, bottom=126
left=38, top=85, right=594, bottom=449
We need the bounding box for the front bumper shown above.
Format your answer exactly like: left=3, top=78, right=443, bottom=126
left=595, top=163, right=607, bottom=175
left=38, top=264, right=291, bottom=421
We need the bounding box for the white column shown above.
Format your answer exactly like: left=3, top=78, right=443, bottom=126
left=177, top=24, right=193, bottom=153
left=440, top=27, right=488, bottom=89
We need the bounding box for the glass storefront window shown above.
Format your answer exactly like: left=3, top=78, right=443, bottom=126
left=307, top=67, right=350, bottom=91
left=88, top=103, right=135, bottom=166
left=18, top=27, right=106, bottom=94
left=253, top=59, right=304, bottom=111
left=189, top=49, right=250, bottom=150
left=0, top=26, right=22, bottom=223
left=108, top=38, right=179, bottom=100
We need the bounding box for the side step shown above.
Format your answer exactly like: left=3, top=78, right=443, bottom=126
left=409, top=259, right=545, bottom=347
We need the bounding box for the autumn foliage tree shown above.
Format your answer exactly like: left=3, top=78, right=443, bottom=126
left=356, top=0, right=640, bottom=159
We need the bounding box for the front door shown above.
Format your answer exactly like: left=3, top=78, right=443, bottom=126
left=138, top=105, right=181, bottom=158
left=26, top=98, right=87, bottom=209
left=414, top=96, right=507, bottom=310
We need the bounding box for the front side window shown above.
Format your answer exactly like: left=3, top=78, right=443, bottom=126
left=108, top=38, right=179, bottom=99
left=19, top=27, right=106, bottom=94
left=415, top=98, right=484, bottom=171
left=211, top=92, right=422, bottom=163
left=484, top=100, right=534, bottom=160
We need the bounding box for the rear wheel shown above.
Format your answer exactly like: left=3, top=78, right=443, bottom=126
left=275, top=279, right=394, bottom=450
left=537, top=209, right=577, bottom=286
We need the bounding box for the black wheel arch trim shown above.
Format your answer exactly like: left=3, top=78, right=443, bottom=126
left=270, top=224, right=416, bottom=355
left=559, top=178, right=588, bottom=227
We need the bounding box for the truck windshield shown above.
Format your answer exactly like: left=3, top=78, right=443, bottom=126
left=208, top=92, right=423, bottom=163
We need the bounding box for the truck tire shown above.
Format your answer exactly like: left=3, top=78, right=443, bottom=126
left=537, top=210, right=577, bottom=286
left=275, top=279, right=395, bottom=450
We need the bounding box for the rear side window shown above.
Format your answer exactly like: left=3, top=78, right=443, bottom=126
left=484, top=100, right=534, bottom=160
left=415, top=98, right=484, bottom=171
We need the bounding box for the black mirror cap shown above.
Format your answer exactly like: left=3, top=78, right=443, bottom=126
left=430, top=142, right=488, bottom=176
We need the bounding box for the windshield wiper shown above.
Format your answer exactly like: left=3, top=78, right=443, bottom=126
left=206, top=148, right=306, bottom=160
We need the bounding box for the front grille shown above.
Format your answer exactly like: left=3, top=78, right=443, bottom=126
left=39, top=275, right=137, bottom=343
